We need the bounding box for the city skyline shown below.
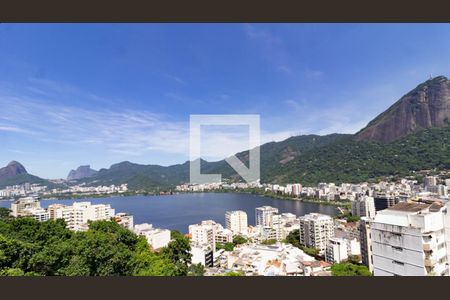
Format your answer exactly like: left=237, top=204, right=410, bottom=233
left=2, top=24, right=450, bottom=178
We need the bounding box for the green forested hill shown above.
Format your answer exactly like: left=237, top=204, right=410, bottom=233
left=74, top=128, right=450, bottom=189
left=264, top=127, right=450, bottom=185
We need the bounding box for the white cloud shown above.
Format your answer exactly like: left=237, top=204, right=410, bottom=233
left=304, top=68, right=324, bottom=79
left=243, top=24, right=282, bottom=45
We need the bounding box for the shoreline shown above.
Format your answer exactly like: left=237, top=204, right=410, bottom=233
left=3, top=190, right=350, bottom=210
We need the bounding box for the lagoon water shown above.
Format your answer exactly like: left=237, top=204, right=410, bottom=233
left=0, top=193, right=338, bottom=233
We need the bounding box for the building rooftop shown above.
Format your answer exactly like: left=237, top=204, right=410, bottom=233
left=386, top=201, right=444, bottom=213
left=387, top=202, right=430, bottom=212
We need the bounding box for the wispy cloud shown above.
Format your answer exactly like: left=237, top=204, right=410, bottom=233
left=0, top=125, right=35, bottom=134
left=284, top=99, right=307, bottom=111
left=0, top=91, right=299, bottom=164
left=243, top=24, right=282, bottom=45
left=165, top=74, right=187, bottom=86
left=304, top=68, right=324, bottom=79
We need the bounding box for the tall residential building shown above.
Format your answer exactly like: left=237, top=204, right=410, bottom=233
left=48, top=201, right=115, bottom=231
left=371, top=202, right=449, bottom=276
left=326, top=237, right=348, bottom=263
left=255, top=206, right=279, bottom=228
left=189, top=220, right=218, bottom=251
left=374, top=194, right=396, bottom=211
left=299, top=213, right=334, bottom=253
left=225, top=210, right=248, bottom=235
left=359, top=217, right=374, bottom=273
left=352, top=196, right=376, bottom=219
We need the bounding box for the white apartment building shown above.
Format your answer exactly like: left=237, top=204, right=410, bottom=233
left=255, top=206, right=279, bottom=228
left=134, top=223, right=171, bottom=250
left=113, top=212, right=134, bottom=230
left=189, top=220, right=219, bottom=251
left=371, top=202, right=449, bottom=276
left=359, top=217, right=374, bottom=273
left=191, top=243, right=214, bottom=267
left=299, top=213, right=334, bottom=254
left=225, top=210, right=248, bottom=236
left=48, top=201, right=115, bottom=231
left=215, top=228, right=233, bottom=244
left=29, top=208, right=50, bottom=222
left=272, top=213, right=298, bottom=241
left=326, top=237, right=348, bottom=264
left=352, top=196, right=376, bottom=219
left=11, top=197, right=41, bottom=217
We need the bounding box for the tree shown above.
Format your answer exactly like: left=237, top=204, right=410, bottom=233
left=285, top=229, right=301, bottom=248
left=216, top=242, right=234, bottom=251
left=331, top=262, right=372, bottom=276
left=302, top=247, right=320, bottom=257
left=223, top=271, right=243, bottom=276
left=232, top=235, right=247, bottom=245
left=187, top=263, right=205, bottom=276
left=160, top=231, right=192, bottom=276
left=261, top=239, right=277, bottom=245
left=0, top=208, right=12, bottom=222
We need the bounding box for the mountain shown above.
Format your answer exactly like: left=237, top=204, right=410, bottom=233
left=6, top=77, right=450, bottom=190
left=0, top=161, right=28, bottom=181
left=355, top=76, right=450, bottom=142
left=0, top=161, right=64, bottom=189
left=265, top=126, right=450, bottom=185
left=73, top=134, right=349, bottom=190
left=74, top=77, right=450, bottom=189
left=67, top=165, right=98, bottom=181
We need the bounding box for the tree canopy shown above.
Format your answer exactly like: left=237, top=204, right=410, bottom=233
left=330, top=262, right=372, bottom=276
left=0, top=217, right=192, bottom=276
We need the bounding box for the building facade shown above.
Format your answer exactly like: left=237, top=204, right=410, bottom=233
left=299, top=213, right=334, bottom=254
left=326, top=237, right=348, bottom=263
left=359, top=217, right=374, bottom=273
left=225, top=210, right=248, bottom=236
left=352, top=196, right=376, bottom=219
left=371, top=202, right=449, bottom=276
left=48, top=201, right=115, bottom=231
left=134, top=223, right=171, bottom=250
left=255, top=206, right=279, bottom=228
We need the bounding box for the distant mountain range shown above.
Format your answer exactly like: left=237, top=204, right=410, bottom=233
left=67, top=165, right=98, bottom=181
left=2, top=76, right=450, bottom=191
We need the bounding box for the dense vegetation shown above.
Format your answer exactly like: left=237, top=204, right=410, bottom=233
left=0, top=208, right=198, bottom=276
left=265, top=127, right=450, bottom=185
left=0, top=173, right=64, bottom=190
left=330, top=263, right=372, bottom=276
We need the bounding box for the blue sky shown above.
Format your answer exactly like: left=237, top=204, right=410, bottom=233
left=1, top=23, right=450, bottom=178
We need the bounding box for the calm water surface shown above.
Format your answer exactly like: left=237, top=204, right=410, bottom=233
left=0, top=193, right=338, bottom=233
